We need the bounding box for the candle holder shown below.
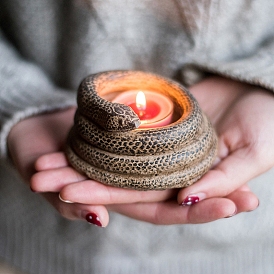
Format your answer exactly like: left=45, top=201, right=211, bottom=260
left=66, top=70, right=217, bottom=190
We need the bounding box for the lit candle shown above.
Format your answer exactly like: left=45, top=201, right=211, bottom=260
left=113, top=90, right=173, bottom=128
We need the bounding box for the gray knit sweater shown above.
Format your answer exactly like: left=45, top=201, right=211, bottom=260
left=1, top=1, right=274, bottom=273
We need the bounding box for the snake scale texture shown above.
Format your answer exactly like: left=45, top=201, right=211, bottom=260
left=66, top=70, right=217, bottom=190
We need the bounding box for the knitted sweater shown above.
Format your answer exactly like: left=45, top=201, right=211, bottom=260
left=1, top=0, right=274, bottom=273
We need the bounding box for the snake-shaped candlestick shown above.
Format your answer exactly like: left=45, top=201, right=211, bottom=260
left=66, top=70, right=217, bottom=190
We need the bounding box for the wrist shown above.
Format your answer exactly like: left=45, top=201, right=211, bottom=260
left=8, top=107, right=76, bottom=151
left=7, top=107, right=76, bottom=180
left=189, top=76, right=256, bottom=124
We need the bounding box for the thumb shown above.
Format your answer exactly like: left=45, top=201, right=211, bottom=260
left=177, top=145, right=266, bottom=206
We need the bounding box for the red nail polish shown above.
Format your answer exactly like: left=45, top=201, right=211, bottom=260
left=181, top=196, right=199, bottom=206
left=85, top=213, right=102, bottom=227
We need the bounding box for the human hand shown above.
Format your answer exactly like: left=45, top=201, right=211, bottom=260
left=7, top=107, right=175, bottom=226
left=177, top=76, right=273, bottom=211
left=7, top=108, right=107, bottom=226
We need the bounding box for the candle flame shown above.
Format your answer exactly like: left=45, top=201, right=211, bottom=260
left=136, top=91, right=146, bottom=110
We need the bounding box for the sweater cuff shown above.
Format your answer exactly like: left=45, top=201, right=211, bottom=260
left=0, top=95, right=76, bottom=159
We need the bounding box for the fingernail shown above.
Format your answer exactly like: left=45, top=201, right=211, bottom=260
left=59, top=193, right=74, bottom=204
left=212, top=157, right=221, bottom=168
left=248, top=199, right=260, bottom=212
left=85, top=212, right=102, bottom=227
left=256, top=199, right=260, bottom=209
left=225, top=209, right=237, bottom=218
left=181, top=193, right=206, bottom=206
left=30, top=186, right=37, bottom=193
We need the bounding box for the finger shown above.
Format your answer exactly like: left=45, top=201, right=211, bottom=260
left=177, top=145, right=267, bottom=206
left=35, top=152, right=69, bottom=171
left=109, top=198, right=236, bottom=225
left=225, top=186, right=259, bottom=213
left=59, top=180, right=178, bottom=204
left=41, top=193, right=109, bottom=227
left=30, top=167, right=86, bottom=192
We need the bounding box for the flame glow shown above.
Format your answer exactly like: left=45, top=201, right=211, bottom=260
left=136, top=91, right=146, bottom=110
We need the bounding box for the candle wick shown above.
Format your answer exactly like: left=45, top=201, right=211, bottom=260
left=137, top=104, right=146, bottom=111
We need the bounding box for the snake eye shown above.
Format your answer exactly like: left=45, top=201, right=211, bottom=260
left=113, top=104, right=125, bottom=115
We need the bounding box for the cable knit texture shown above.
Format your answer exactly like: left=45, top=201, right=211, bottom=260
left=1, top=0, right=274, bottom=273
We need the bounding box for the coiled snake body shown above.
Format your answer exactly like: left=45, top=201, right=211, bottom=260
left=66, top=71, right=217, bottom=190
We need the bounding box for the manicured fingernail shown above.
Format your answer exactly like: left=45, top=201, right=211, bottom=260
left=85, top=212, right=102, bottom=227
left=181, top=196, right=199, bottom=206
left=181, top=193, right=206, bottom=206
left=59, top=193, right=74, bottom=204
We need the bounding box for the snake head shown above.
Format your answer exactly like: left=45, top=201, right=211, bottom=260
left=104, top=103, right=141, bottom=132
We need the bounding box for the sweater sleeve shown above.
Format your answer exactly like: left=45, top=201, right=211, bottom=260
left=181, top=38, right=274, bottom=92
left=0, top=30, right=76, bottom=158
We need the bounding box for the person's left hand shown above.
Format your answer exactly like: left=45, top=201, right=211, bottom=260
left=176, top=76, right=274, bottom=210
